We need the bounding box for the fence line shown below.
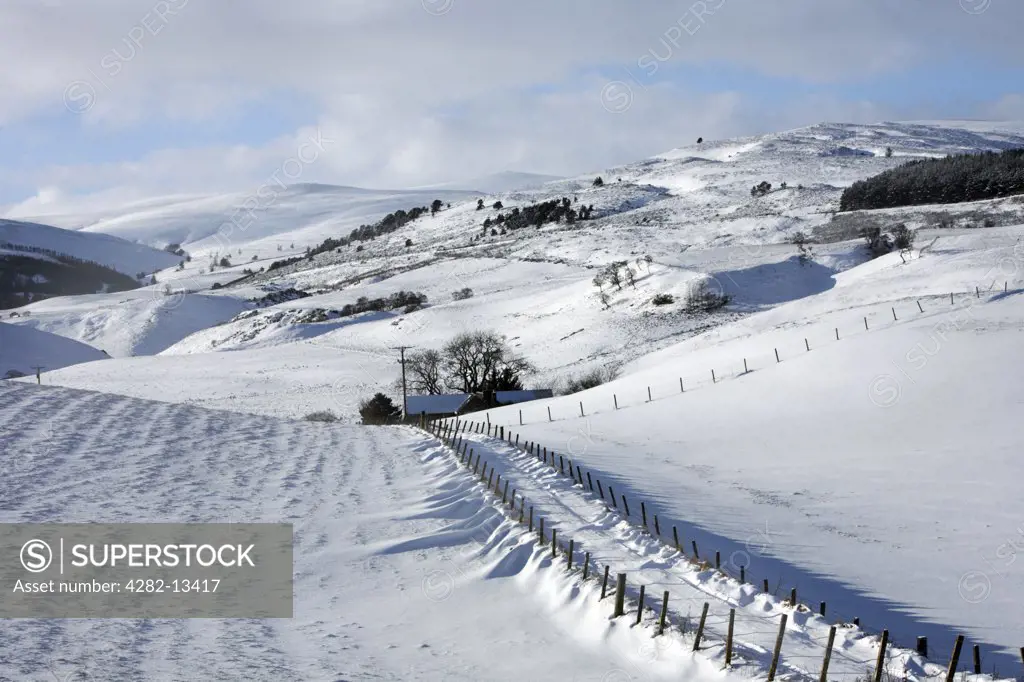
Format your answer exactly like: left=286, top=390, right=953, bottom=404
left=420, top=415, right=1022, bottom=682
left=479, top=284, right=1020, bottom=429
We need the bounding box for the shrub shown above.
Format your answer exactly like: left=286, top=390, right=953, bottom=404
left=359, top=393, right=402, bottom=425
left=685, top=278, right=730, bottom=312
left=562, top=365, right=620, bottom=395
left=452, top=287, right=474, bottom=301
left=304, top=410, right=338, bottom=423
left=593, top=176, right=604, bottom=187
left=652, top=293, right=674, bottom=306
left=750, top=181, right=772, bottom=197
left=405, top=238, right=413, bottom=247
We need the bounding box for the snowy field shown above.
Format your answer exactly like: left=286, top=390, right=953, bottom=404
left=464, top=231, right=1024, bottom=675
left=0, top=382, right=722, bottom=681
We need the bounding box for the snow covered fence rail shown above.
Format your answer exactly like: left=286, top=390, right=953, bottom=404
left=418, top=416, right=1020, bottom=682
left=485, top=282, right=1023, bottom=429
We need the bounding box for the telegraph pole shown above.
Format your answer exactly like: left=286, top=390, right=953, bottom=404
left=394, top=347, right=413, bottom=420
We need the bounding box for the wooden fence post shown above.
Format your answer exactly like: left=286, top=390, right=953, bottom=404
left=601, top=565, right=610, bottom=598
left=917, top=300, right=924, bottom=313
left=529, top=506, right=534, bottom=532
left=609, top=486, right=617, bottom=509
left=502, top=480, right=509, bottom=504
left=672, top=526, right=680, bottom=551
left=692, top=602, right=709, bottom=651
left=819, top=601, right=826, bottom=616
left=587, top=472, right=594, bottom=491
left=583, top=552, right=590, bottom=579
left=567, top=539, right=574, bottom=570
left=763, top=578, right=769, bottom=593
left=647, top=386, right=652, bottom=402
left=820, top=625, right=836, bottom=682
left=547, top=406, right=552, bottom=422
left=789, top=588, right=797, bottom=607
left=805, top=338, right=810, bottom=351
left=873, top=629, right=889, bottom=682
left=715, top=551, right=721, bottom=570
left=621, top=494, right=630, bottom=517
left=725, top=608, right=735, bottom=666
left=740, top=565, right=745, bottom=583
left=613, top=574, right=627, bottom=617
left=835, top=327, right=840, bottom=341
left=775, top=348, right=780, bottom=363
left=641, top=502, right=648, bottom=528
left=635, top=585, right=646, bottom=626
left=892, top=307, right=898, bottom=321
left=597, top=480, right=605, bottom=500
left=551, top=529, right=557, bottom=557
left=576, top=465, right=583, bottom=485
left=865, top=316, right=869, bottom=330
left=768, top=613, right=788, bottom=681
left=654, top=515, right=660, bottom=536
left=946, top=635, right=964, bottom=682
left=744, top=358, right=749, bottom=373
left=691, top=540, right=699, bottom=560
left=917, top=637, right=928, bottom=658
left=539, top=518, right=544, bottom=544
left=973, top=645, right=981, bottom=675
left=614, top=394, right=618, bottom=409
left=680, top=377, right=684, bottom=392
left=712, top=369, right=717, bottom=384
left=579, top=401, right=584, bottom=417
left=559, top=455, right=564, bottom=474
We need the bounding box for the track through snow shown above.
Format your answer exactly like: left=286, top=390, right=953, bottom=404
left=0, top=383, right=735, bottom=681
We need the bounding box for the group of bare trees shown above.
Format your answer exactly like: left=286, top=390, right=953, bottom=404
left=406, top=331, right=535, bottom=395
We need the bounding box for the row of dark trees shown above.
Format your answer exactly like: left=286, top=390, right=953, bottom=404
left=406, top=330, right=535, bottom=395
left=267, top=201, right=441, bottom=271
left=482, top=197, right=595, bottom=232
left=0, top=250, right=140, bottom=310
left=840, top=148, right=1024, bottom=211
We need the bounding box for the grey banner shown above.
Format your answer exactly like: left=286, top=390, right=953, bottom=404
left=0, top=524, right=292, bottom=618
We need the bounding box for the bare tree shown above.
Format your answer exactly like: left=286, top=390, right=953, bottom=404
left=442, top=331, right=534, bottom=393
left=625, top=267, right=636, bottom=288
left=607, top=267, right=622, bottom=290
left=407, top=350, right=444, bottom=395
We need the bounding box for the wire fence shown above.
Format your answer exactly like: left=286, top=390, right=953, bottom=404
left=472, top=282, right=1021, bottom=429
left=422, top=416, right=1023, bottom=682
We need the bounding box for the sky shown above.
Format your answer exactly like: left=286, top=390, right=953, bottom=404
left=2, top=0, right=1023, bottom=213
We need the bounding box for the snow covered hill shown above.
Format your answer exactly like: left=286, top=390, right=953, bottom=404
left=7, top=184, right=482, bottom=262
left=0, top=321, right=108, bottom=378
left=0, top=217, right=178, bottom=275
left=464, top=228, right=1024, bottom=673
left=7, top=288, right=252, bottom=357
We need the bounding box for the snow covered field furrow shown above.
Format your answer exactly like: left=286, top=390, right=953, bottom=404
left=432, top=426, right=972, bottom=682
left=2, top=382, right=734, bottom=681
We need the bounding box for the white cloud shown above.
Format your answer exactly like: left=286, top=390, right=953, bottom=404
left=1, top=0, right=1021, bottom=202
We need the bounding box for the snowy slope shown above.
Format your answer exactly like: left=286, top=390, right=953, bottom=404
left=7, top=288, right=252, bottom=357
left=0, top=382, right=730, bottom=682
left=0, top=321, right=107, bottom=378
left=8, top=184, right=481, bottom=261
left=461, top=229, right=1024, bottom=673
left=0, top=218, right=177, bottom=275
